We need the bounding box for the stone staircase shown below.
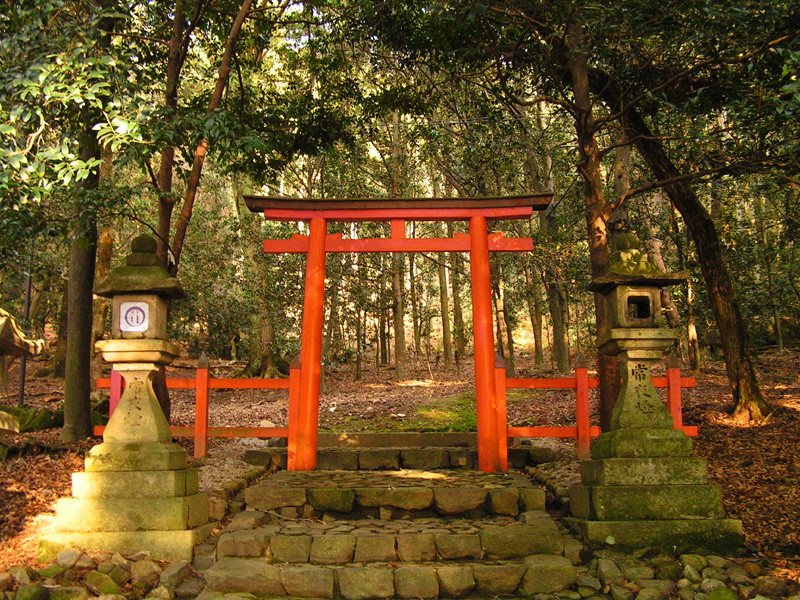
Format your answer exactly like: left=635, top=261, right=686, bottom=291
left=198, top=469, right=582, bottom=600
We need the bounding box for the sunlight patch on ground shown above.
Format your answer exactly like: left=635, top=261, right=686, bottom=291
left=387, top=470, right=450, bottom=481
left=416, top=409, right=451, bottom=420
left=361, top=379, right=469, bottom=390
left=395, top=379, right=470, bottom=388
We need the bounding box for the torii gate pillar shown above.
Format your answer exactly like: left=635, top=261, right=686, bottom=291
left=469, top=215, right=500, bottom=472
left=294, top=217, right=328, bottom=470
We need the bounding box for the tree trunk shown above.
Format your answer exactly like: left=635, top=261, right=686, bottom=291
left=392, top=252, right=406, bottom=381
left=408, top=252, right=421, bottom=353
left=379, top=266, right=388, bottom=365
left=90, top=226, right=114, bottom=388
left=531, top=102, right=570, bottom=373
left=62, top=121, right=100, bottom=441
left=617, top=105, right=771, bottom=422
left=355, top=307, right=363, bottom=380
left=756, top=195, right=783, bottom=352
left=169, top=0, right=255, bottom=274
left=539, top=213, right=571, bottom=374
left=687, top=279, right=702, bottom=373
left=645, top=192, right=681, bottom=328
left=567, top=23, right=619, bottom=429
left=522, top=260, right=545, bottom=369
left=154, top=1, right=185, bottom=269
left=51, top=280, right=69, bottom=378
left=447, top=224, right=467, bottom=361
left=438, top=251, right=454, bottom=370
left=492, top=263, right=515, bottom=376
left=321, top=275, right=340, bottom=391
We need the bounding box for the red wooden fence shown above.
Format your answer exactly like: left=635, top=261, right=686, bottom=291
left=95, top=356, right=298, bottom=459
left=96, top=355, right=696, bottom=463
left=497, top=354, right=697, bottom=464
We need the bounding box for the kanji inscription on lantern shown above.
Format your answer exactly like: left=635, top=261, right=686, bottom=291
left=120, top=301, right=149, bottom=332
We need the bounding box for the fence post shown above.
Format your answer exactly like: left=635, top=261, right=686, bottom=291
left=575, top=353, right=591, bottom=460
left=666, top=353, right=683, bottom=430
left=494, top=355, right=508, bottom=472
left=195, top=353, right=210, bottom=459
left=109, top=368, right=123, bottom=417
left=287, top=354, right=301, bottom=471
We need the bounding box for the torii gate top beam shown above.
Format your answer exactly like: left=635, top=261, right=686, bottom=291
left=243, top=194, right=552, bottom=222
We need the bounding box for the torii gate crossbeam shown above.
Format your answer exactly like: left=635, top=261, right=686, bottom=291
left=244, top=194, right=552, bottom=472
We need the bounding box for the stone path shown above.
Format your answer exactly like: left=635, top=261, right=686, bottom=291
left=196, top=468, right=580, bottom=599
left=5, top=466, right=799, bottom=600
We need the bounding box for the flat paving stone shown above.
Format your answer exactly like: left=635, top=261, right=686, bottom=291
left=434, top=489, right=488, bottom=514
left=437, top=565, right=475, bottom=598
left=204, top=558, right=284, bottom=596
left=338, top=568, right=395, bottom=600
left=354, top=536, right=397, bottom=562
left=472, top=564, right=526, bottom=596
left=279, top=565, right=334, bottom=598
left=396, top=534, right=436, bottom=562
left=435, top=534, right=483, bottom=559
left=310, top=536, right=356, bottom=564
left=270, top=535, right=312, bottom=563
left=394, top=566, right=439, bottom=599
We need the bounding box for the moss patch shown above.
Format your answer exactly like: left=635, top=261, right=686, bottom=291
left=321, top=388, right=537, bottom=434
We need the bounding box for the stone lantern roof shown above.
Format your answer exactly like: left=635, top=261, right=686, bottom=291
left=588, top=233, right=688, bottom=295
left=94, top=234, right=185, bottom=299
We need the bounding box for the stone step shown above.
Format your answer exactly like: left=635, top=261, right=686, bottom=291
left=244, top=446, right=556, bottom=471
left=215, top=515, right=566, bottom=563
left=203, top=555, right=577, bottom=599
left=54, top=493, right=209, bottom=532
left=317, top=432, right=478, bottom=448
left=242, top=470, right=545, bottom=520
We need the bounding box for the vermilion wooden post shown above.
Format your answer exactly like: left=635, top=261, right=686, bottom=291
left=195, top=352, right=210, bottom=459
left=494, top=355, right=508, bottom=472
left=575, top=353, right=591, bottom=460
left=109, top=368, right=123, bottom=416
left=295, top=217, right=328, bottom=470
left=469, top=215, right=500, bottom=472
left=287, top=354, right=301, bottom=470
left=666, top=354, right=683, bottom=430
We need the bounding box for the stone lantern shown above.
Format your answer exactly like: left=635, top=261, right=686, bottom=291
left=41, top=235, right=214, bottom=562
left=592, top=233, right=685, bottom=433
left=567, top=234, right=743, bottom=552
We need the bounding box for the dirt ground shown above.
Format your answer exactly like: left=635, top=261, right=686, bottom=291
left=1, top=349, right=799, bottom=580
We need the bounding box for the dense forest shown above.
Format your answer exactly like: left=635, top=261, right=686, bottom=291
left=1, top=1, right=798, bottom=439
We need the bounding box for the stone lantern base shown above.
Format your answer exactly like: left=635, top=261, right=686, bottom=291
left=40, top=439, right=215, bottom=562
left=40, top=352, right=216, bottom=562
left=566, top=428, right=744, bottom=552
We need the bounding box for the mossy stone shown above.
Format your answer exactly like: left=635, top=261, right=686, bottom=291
left=131, top=235, right=158, bottom=254
left=655, top=560, right=683, bottom=581
left=707, top=587, right=738, bottom=600
left=36, top=565, right=66, bottom=579
left=48, top=588, right=88, bottom=600
left=16, top=585, right=49, bottom=600
left=307, top=488, right=355, bottom=513
left=85, top=571, right=121, bottom=596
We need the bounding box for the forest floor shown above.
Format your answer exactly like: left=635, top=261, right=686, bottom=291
left=1, top=348, right=799, bottom=581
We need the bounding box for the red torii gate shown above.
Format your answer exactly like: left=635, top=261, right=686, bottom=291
left=244, top=194, right=552, bottom=472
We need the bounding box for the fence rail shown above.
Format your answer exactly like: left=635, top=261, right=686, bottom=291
left=96, top=355, right=696, bottom=463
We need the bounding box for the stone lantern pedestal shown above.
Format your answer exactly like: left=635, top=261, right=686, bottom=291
left=566, top=235, right=743, bottom=553
left=40, top=236, right=214, bottom=562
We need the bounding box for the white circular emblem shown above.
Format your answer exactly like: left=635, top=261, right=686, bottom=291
left=119, top=301, right=149, bottom=332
